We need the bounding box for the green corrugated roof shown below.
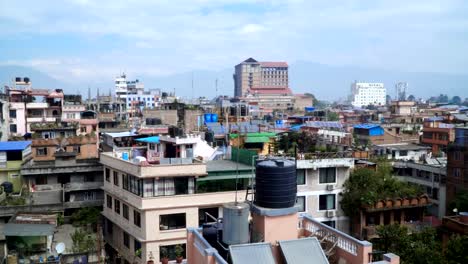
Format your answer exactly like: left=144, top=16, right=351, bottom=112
left=230, top=132, right=276, bottom=139
left=245, top=136, right=271, bottom=143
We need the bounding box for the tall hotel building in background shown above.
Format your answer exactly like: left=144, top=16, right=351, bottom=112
left=233, top=58, right=293, bottom=112
left=350, top=81, right=386, bottom=107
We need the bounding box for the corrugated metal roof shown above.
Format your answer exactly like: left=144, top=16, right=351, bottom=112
left=4, top=223, right=55, bottom=236
left=230, top=243, right=275, bottom=264
left=245, top=136, right=270, bottom=143
left=0, top=141, right=31, bottom=151
left=353, top=124, right=381, bottom=129
left=135, top=136, right=160, bottom=143
left=105, top=131, right=138, bottom=138
left=279, top=237, right=329, bottom=264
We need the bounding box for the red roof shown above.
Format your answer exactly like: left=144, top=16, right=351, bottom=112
left=260, top=61, right=288, bottom=67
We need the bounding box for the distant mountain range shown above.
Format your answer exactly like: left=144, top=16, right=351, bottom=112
left=1, top=62, right=467, bottom=101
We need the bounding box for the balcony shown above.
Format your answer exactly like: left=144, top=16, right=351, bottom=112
left=27, top=116, right=57, bottom=123
left=64, top=181, right=103, bottom=192
left=100, top=152, right=207, bottom=178
left=63, top=199, right=104, bottom=209
left=442, top=215, right=468, bottom=235
left=26, top=102, right=49, bottom=109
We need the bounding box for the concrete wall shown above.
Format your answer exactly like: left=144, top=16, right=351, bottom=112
left=143, top=109, right=178, bottom=126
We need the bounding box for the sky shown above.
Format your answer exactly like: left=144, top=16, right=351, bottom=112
left=1, top=0, right=468, bottom=88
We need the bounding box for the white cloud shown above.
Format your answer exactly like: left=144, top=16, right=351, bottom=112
left=0, top=0, right=467, bottom=82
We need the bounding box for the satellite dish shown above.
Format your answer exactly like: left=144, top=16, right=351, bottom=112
left=55, top=242, right=66, bottom=254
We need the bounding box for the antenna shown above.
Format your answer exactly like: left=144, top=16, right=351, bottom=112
left=235, top=104, right=240, bottom=204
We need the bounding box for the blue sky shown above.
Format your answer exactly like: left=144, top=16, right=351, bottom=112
left=1, top=0, right=467, bottom=84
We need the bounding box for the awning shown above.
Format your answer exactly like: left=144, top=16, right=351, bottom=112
left=135, top=136, right=160, bottom=144
left=245, top=137, right=270, bottom=143
left=4, top=224, right=55, bottom=237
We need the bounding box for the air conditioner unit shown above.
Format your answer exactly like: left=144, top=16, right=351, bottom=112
left=326, top=184, right=334, bottom=191
left=326, top=210, right=335, bottom=218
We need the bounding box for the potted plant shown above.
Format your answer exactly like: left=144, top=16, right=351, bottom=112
left=175, top=244, right=184, bottom=263
left=147, top=251, right=154, bottom=264
left=160, top=247, right=169, bottom=264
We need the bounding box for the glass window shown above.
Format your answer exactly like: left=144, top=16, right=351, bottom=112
left=9, top=124, right=17, bottom=133
left=319, top=194, right=336, bottom=210
left=123, top=232, right=130, bottom=248
left=106, top=195, right=112, bottom=209
left=123, top=203, right=129, bottom=220
left=106, top=219, right=113, bottom=234
left=134, top=240, right=142, bottom=257
left=133, top=210, right=141, bottom=227
left=36, top=147, right=48, bottom=156
left=105, top=168, right=110, bottom=182
left=9, top=110, right=16, bottom=118
left=174, top=177, right=189, bottom=195
left=159, top=213, right=186, bottom=230
left=322, top=220, right=336, bottom=228
left=114, top=199, right=120, bottom=214
left=297, top=169, right=306, bottom=185
left=113, top=171, right=119, bottom=186
left=160, top=244, right=186, bottom=261
left=319, top=168, right=336, bottom=184
left=296, top=196, right=306, bottom=212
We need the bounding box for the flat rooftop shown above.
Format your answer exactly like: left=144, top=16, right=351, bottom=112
left=206, top=160, right=253, bottom=172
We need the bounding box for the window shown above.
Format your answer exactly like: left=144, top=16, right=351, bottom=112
left=296, top=196, right=306, bottom=212
left=73, top=145, right=81, bottom=154
left=319, top=168, right=336, bottom=184
left=9, top=124, right=17, bottom=133
left=9, top=110, right=16, bottom=118
left=84, top=175, right=94, bottom=182
left=174, top=177, right=189, bottom=195
left=106, top=195, right=112, bottom=209
left=123, top=203, right=129, bottom=220
left=322, top=220, right=336, bottom=228
left=123, top=174, right=143, bottom=196
left=454, top=151, right=461, bottom=161
left=105, top=168, right=110, bottom=182
left=454, top=168, right=461, bottom=178
left=106, top=219, right=113, bottom=234
left=36, top=147, right=48, bottom=156
left=159, top=213, right=186, bottom=230
left=122, top=174, right=128, bottom=190
left=297, top=169, right=306, bottom=185
left=399, top=150, right=408, bottom=156
left=134, top=240, right=142, bottom=257
left=319, top=194, right=336, bottom=210
left=133, top=210, right=141, bottom=227
left=160, top=244, right=186, bottom=261
left=123, top=232, right=130, bottom=248
left=114, top=199, right=121, bottom=214
left=113, top=171, right=119, bottom=186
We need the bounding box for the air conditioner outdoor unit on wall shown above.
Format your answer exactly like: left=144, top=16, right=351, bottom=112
left=326, top=210, right=335, bottom=218
left=326, top=184, right=334, bottom=191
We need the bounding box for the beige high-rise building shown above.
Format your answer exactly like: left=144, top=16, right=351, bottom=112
left=233, top=58, right=289, bottom=97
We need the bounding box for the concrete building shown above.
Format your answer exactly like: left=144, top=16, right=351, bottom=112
left=233, top=58, right=289, bottom=98
left=394, top=161, right=447, bottom=218
left=374, top=144, right=430, bottom=162
left=0, top=94, right=8, bottom=141
left=101, top=136, right=242, bottom=263
left=350, top=81, right=386, bottom=107
left=296, top=153, right=354, bottom=233
left=233, top=58, right=293, bottom=113
left=446, top=126, right=468, bottom=215
left=0, top=141, right=32, bottom=193
left=390, top=101, right=417, bottom=116
left=293, top=94, right=314, bottom=112
left=421, top=117, right=455, bottom=155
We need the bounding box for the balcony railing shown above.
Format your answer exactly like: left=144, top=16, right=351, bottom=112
left=187, top=227, right=228, bottom=264
left=64, top=182, right=103, bottom=191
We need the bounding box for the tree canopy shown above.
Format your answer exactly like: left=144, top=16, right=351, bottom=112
left=341, top=163, right=423, bottom=219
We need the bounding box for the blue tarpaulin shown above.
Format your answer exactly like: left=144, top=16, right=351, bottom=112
left=135, top=136, right=160, bottom=144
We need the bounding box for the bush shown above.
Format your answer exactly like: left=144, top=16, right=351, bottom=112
left=70, top=207, right=101, bottom=227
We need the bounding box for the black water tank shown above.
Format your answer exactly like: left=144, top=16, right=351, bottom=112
left=255, top=158, right=297, bottom=209
left=1, top=182, right=13, bottom=194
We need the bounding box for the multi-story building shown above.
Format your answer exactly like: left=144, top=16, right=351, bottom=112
left=350, top=81, right=386, bottom=107
left=101, top=135, right=242, bottom=263
left=0, top=141, right=32, bottom=193
left=0, top=93, right=8, bottom=141
left=393, top=160, right=446, bottom=218
left=296, top=153, right=354, bottom=233
left=233, top=58, right=289, bottom=97
left=446, top=126, right=468, bottom=215
left=233, top=58, right=293, bottom=113
left=421, top=117, right=455, bottom=155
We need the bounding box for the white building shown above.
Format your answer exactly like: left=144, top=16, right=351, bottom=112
left=296, top=156, right=354, bottom=233
left=350, top=81, right=386, bottom=107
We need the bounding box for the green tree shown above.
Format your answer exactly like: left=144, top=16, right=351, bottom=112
left=70, top=207, right=101, bottom=227
left=327, top=111, right=339, bottom=121
left=71, top=228, right=95, bottom=253
left=445, top=235, right=468, bottom=264
left=448, top=191, right=468, bottom=213
left=407, top=95, right=416, bottom=101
